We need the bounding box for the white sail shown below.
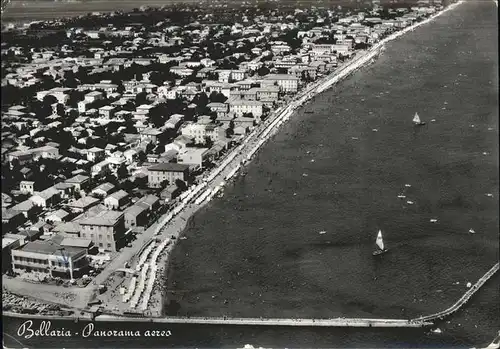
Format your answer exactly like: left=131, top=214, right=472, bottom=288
left=413, top=112, right=421, bottom=124
left=376, top=230, right=385, bottom=250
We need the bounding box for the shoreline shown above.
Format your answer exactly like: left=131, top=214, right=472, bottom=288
left=156, top=0, right=464, bottom=316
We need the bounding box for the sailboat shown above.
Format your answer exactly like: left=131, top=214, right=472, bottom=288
left=372, top=230, right=389, bottom=256
left=413, top=112, right=426, bottom=126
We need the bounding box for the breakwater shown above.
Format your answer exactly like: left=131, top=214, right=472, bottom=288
left=94, top=314, right=433, bottom=327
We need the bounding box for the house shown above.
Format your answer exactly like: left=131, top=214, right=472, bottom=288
left=92, top=160, right=111, bottom=177
left=140, top=128, right=164, bottom=144
left=136, top=104, right=155, bottom=115
left=8, top=200, right=37, bottom=219
left=11, top=240, right=89, bottom=279
left=98, top=106, right=115, bottom=118
left=45, top=209, right=70, bottom=223
left=135, top=195, right=160, bottom=214
left=30, top=187, right=60, bottom=208
left=84, top=91, right=104, bottom=103
left=67, top=196, right=100, bottom=213
left=91, top=182, right=116, bottom=197
left=65, top=175, right=90, bottom=192
left=54, top=182, right=75, bottom=199
left=2, top=209, right=26, bottom=232
left=86, top=147, right=105, bottom=162
left=207, top=102, right=228, bottom=113
left=19, top=181, right=35, bottom=195
left=177, top=148, right=210, bottom=169
left=148, top=163, right=190, bottom=188
left=160, top=184, right=179, bottom=201
left=78, top=100, right=92, bottom=113
left=124, top=204, right=148, bottom=229
left=52, top=221, right=81, bottom=237
left=104, top=190, right=129, bottom=210
left=78, top=210, right=126, bottom=252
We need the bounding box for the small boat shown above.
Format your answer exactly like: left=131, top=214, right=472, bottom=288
left=319, top=231, right=326, bottom=235
left=406, top=201, right=414, bottom=205
left=405, top=184, right=412, bottom=188
left=397, top=195, right=406, bottom=199
left=469, top=229, right=476, bottom=234
left=486, top=193, right=494, bottom=197
left=372, top=230, right=389, bottom=256
left=430, top=219, right=438, bottom=223
left=413, top=112, right=426, bottom=126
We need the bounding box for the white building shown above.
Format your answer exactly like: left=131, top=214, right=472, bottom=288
left=181, top=122, right=220, bottom=144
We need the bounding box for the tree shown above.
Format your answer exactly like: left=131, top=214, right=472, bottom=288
left=117, top=163, right=129, bottom=179
left=145, top=142, right=154, bottom=154
left=175, top=179, right=187, bottom=191
left=138, top=151, right=147, bottom=163
left=56, top=104, right=66, bottom=117
left=257, top=66, right=270, bottom=76
left=43, top=94, right=58, bottom=106
left=67, top=90, right=85, bottom=108
left=204, top=136, right=214, bottom=148
left=209, top=91, right=227, bottom=103
left=135, top=92, right=148, bottom=106
left=160, top=179, right=169, bottom=189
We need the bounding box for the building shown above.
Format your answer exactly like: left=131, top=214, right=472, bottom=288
left=11, top=240, right=89, bottom=279
left=135, top=195, right=160, bottom=214
left=140, top=128, right=164, bottom=144
left=98, top=106, right=115, bottom=118
left=228, top=99, right=264, bottom=119
left=30, top=187, right=60, bottom=208
left=124, top=204, right=148, bottom=229
left=20, top=181, right=35, bottom=195
left=78, top=211, right=126, bottom=252
left=86, top=147, right=105, bottom=162
left=181, top=122, right=220, bottom=145
left=65, top=174, right=90, bottom=192
left=177, top=148, right=210, bottom=169
left=66, top=196, right=100, bottom=213
left=92, top=160, right=111, bottom=177
left=256, top=86, right=280, bottom=103
left=104, top=190, right=130, bottom=210
left=148, top=163, right=190, bottom=188
left=2, top=234, right=26, bottom=272
left=91, top=182, right=116, bottom=197
left=262, top=74, right=299, bottom=93
left=45, top=209, right=70, bottom=223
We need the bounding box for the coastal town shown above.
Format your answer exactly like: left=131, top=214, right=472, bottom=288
left=1, top=0, right=444, bottom=318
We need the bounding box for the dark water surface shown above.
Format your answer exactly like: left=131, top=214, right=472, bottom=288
left=3, top=0, right=498, bottom=348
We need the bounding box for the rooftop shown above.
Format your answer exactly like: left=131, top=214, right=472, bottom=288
left=148, top=163, right=190, bottom=172
left=78, top=210, right=123, bottom=227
